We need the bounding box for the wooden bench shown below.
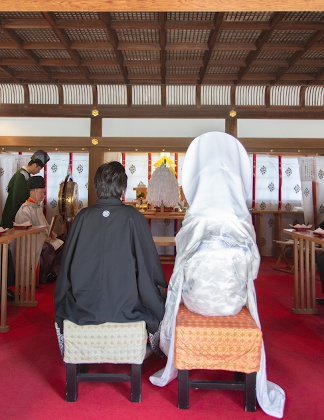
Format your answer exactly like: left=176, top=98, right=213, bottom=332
left=174, top=305, right=262, bottom=411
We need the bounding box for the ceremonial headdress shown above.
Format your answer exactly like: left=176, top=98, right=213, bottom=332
left=30, top=150, right=50, bottom=168
left=27, top=176, right=45, bottom=190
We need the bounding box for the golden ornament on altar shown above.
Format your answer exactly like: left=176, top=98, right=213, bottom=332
left=154, top=155, right=176, bottom=174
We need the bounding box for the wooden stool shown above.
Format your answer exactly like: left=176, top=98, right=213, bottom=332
left=63, top=320, right=148, bottom=402
left=174, top=305, right=262, bottom=412
left=273, top=240, right=294, bottom=273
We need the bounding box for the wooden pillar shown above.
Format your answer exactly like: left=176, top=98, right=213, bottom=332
left=225, top=116, right=237, bottom=138
left=88, top=117, right=104, bottom=206
left=226, top=86, right=237, bottom=138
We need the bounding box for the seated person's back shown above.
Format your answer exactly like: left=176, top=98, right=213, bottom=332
left=54, top=161, right=167, bottom=335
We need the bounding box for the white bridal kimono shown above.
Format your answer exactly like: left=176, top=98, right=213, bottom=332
left=149, top=132, right=285, bottom=418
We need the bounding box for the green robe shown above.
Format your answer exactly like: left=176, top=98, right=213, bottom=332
left=1, top=168, right=30, bottom=228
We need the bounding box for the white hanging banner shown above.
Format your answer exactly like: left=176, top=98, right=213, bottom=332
left=315, top=156, right=324, bottom=226
left=298, top=157, right=315, bottom=226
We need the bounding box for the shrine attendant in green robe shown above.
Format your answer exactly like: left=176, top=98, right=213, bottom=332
left=1, top=150, right=50, bottom=228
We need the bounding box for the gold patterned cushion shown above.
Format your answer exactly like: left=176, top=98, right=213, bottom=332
left=63, top=320, right=147, bottom=364
left=174, top=305, right=262, bottom=373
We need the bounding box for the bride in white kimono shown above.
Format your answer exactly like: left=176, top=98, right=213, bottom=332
left=150, top=132, right=285, bottom=418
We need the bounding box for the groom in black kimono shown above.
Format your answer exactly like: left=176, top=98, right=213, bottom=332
left=54, top=161, right=167, bottom=336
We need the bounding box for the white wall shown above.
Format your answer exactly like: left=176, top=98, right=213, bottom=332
left=238, top=119, right=324, bottom=138
left=102, top=118, right=226, bottom=137
left=0, top=118, right=90, bottom=136
left=2, top=117, right=323, bottom=140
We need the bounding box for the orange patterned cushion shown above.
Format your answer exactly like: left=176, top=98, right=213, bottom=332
left=174, top=305, right=262, bottom=373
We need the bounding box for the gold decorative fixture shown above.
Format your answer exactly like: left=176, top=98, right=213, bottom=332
left=92, top=109, right=99, bottom=117
left=92, top=138, right=99, bottom=145
left=155, top=153, right=176, bottom=175
left=229, top=109, right=237, bottom=118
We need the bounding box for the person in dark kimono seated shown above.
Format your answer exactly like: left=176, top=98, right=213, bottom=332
left=54, top=161, right=167, bottom=354
left=314, top=220, right=324, bottom=304
left=315, top=252, right=324, bottom=304
left=15, top=176, right=63, bottom=284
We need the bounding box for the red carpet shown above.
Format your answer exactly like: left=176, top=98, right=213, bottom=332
left=1, top=257, right=324, bottom=419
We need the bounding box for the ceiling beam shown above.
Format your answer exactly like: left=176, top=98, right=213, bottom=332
left=159, top=12, right=167, bottom=85
left=0, top=1, right=324, bottom=12
left=1, top=136, right=324, bottom=155
left=99, top=12, right=129, bottom=85
left=3, top=18, right=324, bottom=32
left=0, top=104, right=324, bottom=119
left=42, top=12, right=91, bottom=83
left=198, top=12, right=224, bottom=84
left=273, top=30, right=324, bottom=85
left=0, top=26, right=53, bottom=81
left=237, top=12, right=285, bottom=83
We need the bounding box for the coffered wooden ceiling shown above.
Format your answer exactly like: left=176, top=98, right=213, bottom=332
left=0, top=1, right=323, bottom=157
left=0, top=9, right=323, bottom=87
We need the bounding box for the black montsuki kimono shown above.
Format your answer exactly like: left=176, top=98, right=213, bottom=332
left=54, top=198, right=167, bottom=334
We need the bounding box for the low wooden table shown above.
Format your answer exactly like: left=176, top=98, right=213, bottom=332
left=273, top=240, right=294, bottom=273
left=251, top=210, right=304, bottom=257
left=143, top=211, right=185, bottom=221
left=153, top=236, right=176, bottom=247
left=283, top=229, right=323, bottom=314
left=153, top=236, right=176, bottom=263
